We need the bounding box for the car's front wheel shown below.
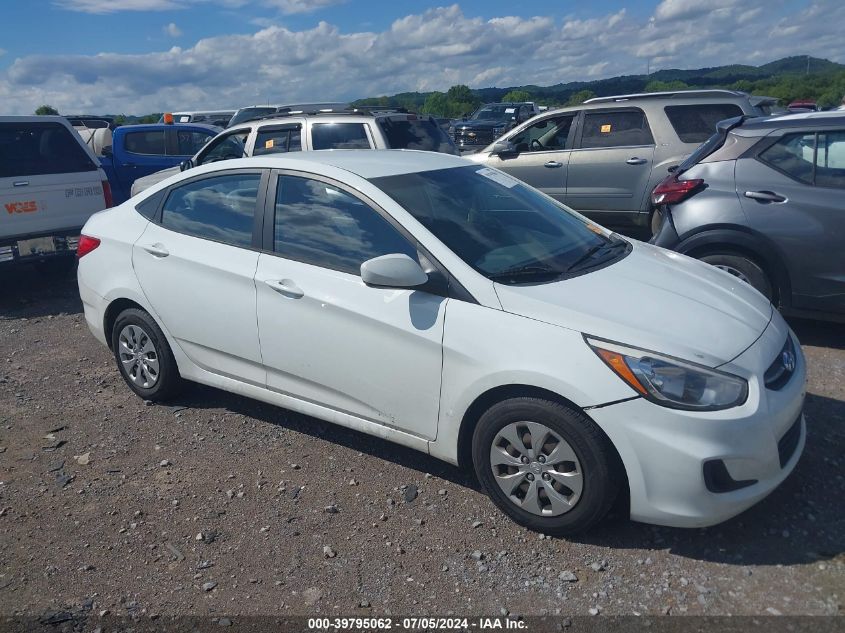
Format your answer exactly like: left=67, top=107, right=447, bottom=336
left=472, top=397, right=622, bottom=536
left=111, top=308, right=182, bottom=401
left=699, top=253, right=774, bottom=301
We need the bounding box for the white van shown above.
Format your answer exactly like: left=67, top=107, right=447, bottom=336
left=0, top=116, right=111, bottom=267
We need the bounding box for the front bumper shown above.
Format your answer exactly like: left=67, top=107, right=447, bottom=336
left=590, top=329, right=807, bottom=528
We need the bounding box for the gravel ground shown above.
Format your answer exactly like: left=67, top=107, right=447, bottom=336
left=0, top=266, right=843, bottom=621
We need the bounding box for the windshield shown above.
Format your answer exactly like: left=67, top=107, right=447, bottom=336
left=471, top=106, right=515, bottom=122
left=370, top=166, right=629, bottom=284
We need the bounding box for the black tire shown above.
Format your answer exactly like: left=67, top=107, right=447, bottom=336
left=472, top=397, right=622, bottom=536
left=111, top=308, right=183, bottom=401
left=699, top=253, right=773, bottom=300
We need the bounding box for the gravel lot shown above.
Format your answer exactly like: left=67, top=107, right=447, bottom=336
left=0, top=265, right=843, bottom=622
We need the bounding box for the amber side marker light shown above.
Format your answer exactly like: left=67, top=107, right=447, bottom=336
left=594, top=348, right=648, bottom=395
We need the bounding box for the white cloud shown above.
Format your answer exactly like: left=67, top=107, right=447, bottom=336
left=5, top=2, right=845, bottom=115
left=164, top=22, right=183, bottom=37
left=263, top=0, right=344, bottom=15
left=57, top=0, right=344, bottom=14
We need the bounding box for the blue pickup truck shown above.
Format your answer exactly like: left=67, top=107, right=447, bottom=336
left=77, top=122, right=221, bottom=204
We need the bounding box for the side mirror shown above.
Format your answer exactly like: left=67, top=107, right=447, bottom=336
left=180, top=158, right=194, bottom=172
left=490, top=140, right=519, bottom=158
left=361, top=254, right=428, bottom=288
left=667, top=165, right=678, bottom=173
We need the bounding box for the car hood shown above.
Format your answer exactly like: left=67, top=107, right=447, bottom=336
left=130, top=166, right=180, bottom=196
left=493, top=241, right=773, bottom=368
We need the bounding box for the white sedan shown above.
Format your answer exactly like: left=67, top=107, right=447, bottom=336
left=76, top=150, right=806, bottom=535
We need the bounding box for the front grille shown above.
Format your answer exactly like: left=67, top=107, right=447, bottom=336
left=453, top=128, right=494, bottom=146
left=764, top=335, right=797, bottom=390
left=777, top=415, right=803, bottom=468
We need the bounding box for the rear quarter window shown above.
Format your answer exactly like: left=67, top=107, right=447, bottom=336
left=0, top=122, right=97, bottom=178
left=378, top=118, right=458, bottom=154
left=664, top=104, right=744, bottom=144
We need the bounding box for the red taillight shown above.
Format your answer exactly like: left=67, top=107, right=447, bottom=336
left=76, top=235, right=101, bottom=258
left=651, top=174, right=704, bottom=206
left=102, top=180, right=113, bottom=208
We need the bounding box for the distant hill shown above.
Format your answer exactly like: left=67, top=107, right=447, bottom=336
left=354, top=56, right=845, bottom=115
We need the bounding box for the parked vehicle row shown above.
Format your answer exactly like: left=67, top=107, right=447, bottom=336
left=77, top=150, right=806, bottom=535
left=449, top=101, right=540, bottom=152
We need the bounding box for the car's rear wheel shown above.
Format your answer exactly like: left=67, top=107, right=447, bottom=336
left=699, top=253, right=774, bottom=300
left=111, top=308, right=182, bottom=401
left=472, top=397, right=622, bottom=536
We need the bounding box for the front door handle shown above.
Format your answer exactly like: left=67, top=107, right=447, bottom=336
left=13, top=181, right=29, bottom=187
left=141, top=243, right=169, bottom=258
left=744, top=190, right=787, bottom=203
left=626, top=157, right=648, bottom=165
left=544, top=161, right=563, bottom=168
left=265, top=279, right=304, bottom=299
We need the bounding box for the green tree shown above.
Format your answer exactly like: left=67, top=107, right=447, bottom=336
left=644, top=80, right=689, bottom=92
left=501, top=90, right=532, bottom=103
left=565, top=90, right=596, bottom=106
left=444, top=84, right=480, bottom=118
left=421, top=91, right=449, bottom=116
left=35, top=105, right=59, bottom=116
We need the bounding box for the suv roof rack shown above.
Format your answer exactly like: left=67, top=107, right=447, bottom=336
left=236, top=107, right=418, bottom=126
left=583, top=89, right=748, bottom=104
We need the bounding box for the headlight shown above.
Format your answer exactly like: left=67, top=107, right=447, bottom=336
left=448, top=126, right=455, bottom=134
left=586, top=337, right=748, bottom=411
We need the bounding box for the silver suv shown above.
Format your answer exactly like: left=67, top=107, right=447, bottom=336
left=132, top=109, right=458, bottom=195
left=651, top=111, right=845, bottom=321
left=469, top=90, right=762, bottom=231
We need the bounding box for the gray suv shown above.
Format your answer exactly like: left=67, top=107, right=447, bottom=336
left=651, top=111, right=845, bottom=321
left=469, top=90, right=762, bottom=231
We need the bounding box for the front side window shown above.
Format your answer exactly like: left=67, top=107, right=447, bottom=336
left=813, top=131, right=845, bottom=188
left=311, top=123, right=372, bottom=150
left=759, top=133, right=816, bottom=184
left=664, top=104, right=744, bottom=144
left=175, top=130, right=215, bottom=156
left=124, top=131, right=167, bottom=155
left=197, top=129, right=250, bottom=165
left=254, top=126, right=302, bottom=155
left=371, top=166, right=628, bottom=284
left=510, top=115, right=575, bottom=152
left=273, top=175, right=416, bottom=274
left=0, top=122, right=97, bottom=177
left=580, top=110, right=653, bottom=149
left=160, top=173, right=261, bottom=247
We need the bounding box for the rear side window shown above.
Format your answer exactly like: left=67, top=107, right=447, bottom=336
left=759, top=133, right=817, bottom=184
left=378, top=118, right=457, bottom=154
left=160, top=173, right=261, bottom=247
left=580, top=110, right=653, bottom=148
left=254, top=126, right=302, bottom=155
left=311, top=123, right=372, bottom=150
left=0, top=122, right=97, bottom=177
left=664, top=104, right=744, bottom=144
left=175, top=130, right=214, bottom=156
left=273, top=175, right=416, bottom=274
left=125, top=131, right=167, bottom=155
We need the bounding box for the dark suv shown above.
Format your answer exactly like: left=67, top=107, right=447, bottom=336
left=651, top=111, right=845, bottom=321
left=450, top=102, right=539, bottom=153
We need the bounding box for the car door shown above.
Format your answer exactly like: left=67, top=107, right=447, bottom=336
left=120, top=129, right=172, bottom=182
left=254, top=171, right=446, bottom=440
left=132, top=169, right=269, bottom=384
left=565, top=108, right=656, bottom=223
left=483, top=113, right=577, bottom=203
left=169, top=127, right=218, bottom=158
left=737, top=129, right=845, bottom=314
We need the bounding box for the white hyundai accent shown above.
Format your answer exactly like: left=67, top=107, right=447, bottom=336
left=76, top=150, right=806, bottom=535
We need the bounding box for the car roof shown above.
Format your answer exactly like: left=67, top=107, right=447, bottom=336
left=225, top=149, right=470, bottom=179
left=584, top=89, right=749, bottom=104
left=737, top=111, right=845, bottom=132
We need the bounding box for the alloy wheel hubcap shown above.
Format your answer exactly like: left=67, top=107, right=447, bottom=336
left=713, top=264, right=750, bottom=284
left=118, top=324, right=159, bottom=389
left=490, top=421, right=583, bottom=516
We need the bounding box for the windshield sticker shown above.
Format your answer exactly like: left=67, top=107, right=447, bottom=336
left=179, top=116, right=190, bottom=123
left=504, top=108, right=516, bottom=113
left=601, top=124, right=612, bottom=133
left=477, top=167, right=519, bottom=188
left=265, top=139, right=275, bottom=149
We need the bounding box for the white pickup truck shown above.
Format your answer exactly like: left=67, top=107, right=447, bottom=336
left=1, top=116, right=111, bottom=268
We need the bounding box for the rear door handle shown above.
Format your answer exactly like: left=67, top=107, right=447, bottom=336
left=744, top=190, right=787, bottom=203
left=13, top=181, right=29, bottom=187
left=265, top=279, right=304, bottom=299
left=626, top=157, right=648, bottom=165
left=141, top=243, right=169, bottom=258
left=544, top=161, right=563, bottom=168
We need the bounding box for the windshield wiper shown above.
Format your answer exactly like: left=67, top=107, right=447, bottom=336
left=488, top=264, right=563, bottom=283
left=566, top=239, right=627, bottom=272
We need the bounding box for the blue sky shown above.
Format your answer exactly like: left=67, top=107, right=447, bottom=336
left=2, top=1, right=841, bottom=114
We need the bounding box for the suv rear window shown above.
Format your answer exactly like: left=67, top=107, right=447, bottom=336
left=378, top=117, right=458, bottom=154
left=311, top=123, right=371, bottom=150
left=0, top=122, right=97, bottom=178
left=664, top=104, right=744, bottom=144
